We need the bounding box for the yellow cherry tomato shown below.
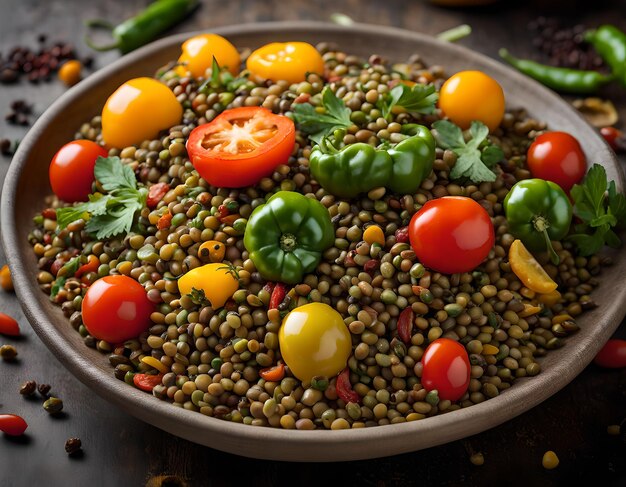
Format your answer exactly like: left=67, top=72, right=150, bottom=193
left=278, top=303, right=351, bottom=383
left=246, top=42, right=325, bottom=84
left=198, top=240, right=226, bottom=263
left=363, top=225, right=385, bottom=246
left=177, top=263, right=239, bottom=309
left=58, top=59, right=82, bottom=86
left=101, top=77, right=182, bottom=149
left=509, top=239, right=558, bottom=294
left=438, top=70, right=505, bottom=132
left=176, top=33, right=240, bottom=78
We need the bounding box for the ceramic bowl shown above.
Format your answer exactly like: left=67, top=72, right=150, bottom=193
left=2, top=21, right=625, bottom=461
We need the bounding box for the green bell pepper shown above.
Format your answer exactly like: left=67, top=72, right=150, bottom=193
left=308, top=125, right=435, bottom=199
left=243, top=191, right=334, bottom=285
left=504, top=178, right=573, bottom=264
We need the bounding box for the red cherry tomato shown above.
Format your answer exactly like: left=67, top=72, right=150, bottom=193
left=594, top=339, right=626, bottom=368
left=186, top=107, right=295, bottom=188
left=49, top=140, right=107, bottom=202
left=408, top=196, right=494, bottom=274
left=526, top=131, right=587, bottom=192
left=421, top=338, right=470, bottom=401
left=0, top=414, right=28, bottom=436
left=600, top=126, right=624, bottom=152
left=82, top=275, right=153, bottom=344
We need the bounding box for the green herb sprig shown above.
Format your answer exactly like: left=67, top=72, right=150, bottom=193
left=432, top=119, right=503, bottom=183
left=380, top=83, right=438, bottom=119
left=292, top=86, right=352, bottom=144
left=567, top=163, right=626, bottom=255
left=56, top=156, right=147, bottom=239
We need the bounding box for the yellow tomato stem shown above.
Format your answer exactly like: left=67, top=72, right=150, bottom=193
left=533, top=216, right=560, bottom=265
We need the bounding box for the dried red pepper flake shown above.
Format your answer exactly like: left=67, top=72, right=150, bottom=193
left=146, top=182, right=170, bottom=209
left=397, top=306, right=414, bottom=344
left=336, top=367, right=359, bottom=404
left=269, top=283, right=288, bottom=310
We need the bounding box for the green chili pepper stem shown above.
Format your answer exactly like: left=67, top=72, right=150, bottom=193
left=533, top=216, right=560, bottom=265
left=436, top=24, right=472, bottom=43
left=84, top=18, right=116, bottom=30
left=84, top=35, right=119, bottom=52
left=498, top=48, right=614, bottom=94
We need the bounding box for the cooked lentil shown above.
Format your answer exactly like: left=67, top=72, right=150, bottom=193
left=28, top=41, right=610, bottom=431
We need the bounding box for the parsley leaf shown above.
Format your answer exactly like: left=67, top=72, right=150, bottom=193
left=292, top=86, right=352, bottom=144
left=432, top=120, right=503, bottom=183
left=567, top=163, right=626, bottom=255
left=380, top=83, right=438, bottom=119
left=50, top=276, right=66, bottom=300
left=56, top=156, right=147, bottom=240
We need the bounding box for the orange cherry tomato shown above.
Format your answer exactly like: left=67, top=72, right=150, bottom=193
left=246, top=42, right=325, bottom=84
left=176, top=33, right=240, bottom=78
left=49, top=140, right=107, bottom=202
left=101, top=77, right=182, bottom=149
left=439, top=70, right=505, bottom=132
left=186, top=107, right=295, bottom=188
left=82, top=275, right=153, bottom=344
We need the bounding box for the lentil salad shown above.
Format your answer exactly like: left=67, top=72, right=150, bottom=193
left=27, top=34, right=621, bottom=431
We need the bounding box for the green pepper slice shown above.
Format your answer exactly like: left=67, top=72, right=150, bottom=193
left=309, top=124, right=435, bottom=199
left=243, top=191, right=334, bottom=284
left=504, top=178, right=573, bottom=264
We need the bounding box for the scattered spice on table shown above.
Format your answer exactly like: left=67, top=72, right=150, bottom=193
left=64, top=437, right=82, bottom=456
left=542, top=450, right=560, bottom=469
left=0, top=344, right=18, bottom=361
left=528, top=17, right=604, bottom=71
left=469, top=452, right=485, bottom=466
left=0, top=264, right=14, bottom=291
left=37, top=383, right=51, bottom=397
left=19, top=380, right=37, bottom=396
left=0, top=36, right=86, bottom=85
left=43, top=396, right=64, bottom=414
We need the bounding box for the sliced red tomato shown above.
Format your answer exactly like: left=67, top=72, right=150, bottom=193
left=186, top=107, right=295, bottom=188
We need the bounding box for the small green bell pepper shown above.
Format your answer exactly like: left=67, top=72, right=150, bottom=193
left=504, top=178, right=573, bottom=264
left=387, top=124, right=436, bottom=194
left=243, top=191, right=334, bottom=284
left=308, top=125, right=435, bottom=199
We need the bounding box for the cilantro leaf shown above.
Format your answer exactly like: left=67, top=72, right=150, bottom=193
left=568, top=163, right=626, bottom=255
left=381, top=83, right=438, bottom=119
left=608, top=180, right=626, bottom=227
left=94, top=156, right=137, bottom=191
left=432, top=120, right=501, bottom=183
left=56, top=157, right=146, bottom=240
left=567, top=227, right=608, bottom=256
left=292, top=86, right=352, bottom=144
left=50, top=277, right=66, bottom=300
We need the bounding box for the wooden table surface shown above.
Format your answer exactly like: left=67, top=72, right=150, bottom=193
left=1, top=1, right=626, bottom=485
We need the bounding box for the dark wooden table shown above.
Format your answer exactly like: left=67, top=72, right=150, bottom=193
left=1, top=1, right=626, bottom=485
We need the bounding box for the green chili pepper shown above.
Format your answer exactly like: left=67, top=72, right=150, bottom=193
left=585, top=25, right=626, bottom=86
left=498, top=48, right=614, bottom=94
left=503, top=179, right=573, bottom=265
left=243, top=191, right=334, bottom=285
left=85, top=0, right=199, bottom=54
left=309, top=125, right=435, bottom=199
